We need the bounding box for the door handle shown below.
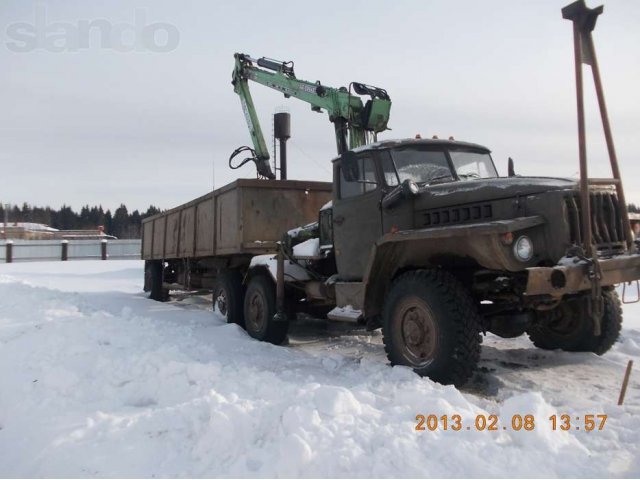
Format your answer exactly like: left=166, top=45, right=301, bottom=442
left=333, top=215, right=345, bottom=226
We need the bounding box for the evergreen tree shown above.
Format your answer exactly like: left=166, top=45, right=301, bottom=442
left=129, top=210, right=142, bottom=238
left=104, top=210, right=113, bottom=236
left=143, top=205, right=161, bottom=218
left=112, top=204, right=129, bottom=238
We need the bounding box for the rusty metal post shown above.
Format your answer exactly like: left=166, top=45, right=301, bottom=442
left=575, top=23, right=593, bottom=258
left=276, top=243, right=285, bottom=313
left=6, top=240, right=13, bottom=263
left=617, top=360, right=633, bottom=405
left=586, top=34, right=634, bottom=251
left=101, top=239, right=108, bottom=260
left=563, top=1, right=607, bottom=334
left=61, top=240, right=68, bottom=261
left=564, top=8, right=593, bottom=257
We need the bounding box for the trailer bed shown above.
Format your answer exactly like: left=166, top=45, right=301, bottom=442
left=141, top=179, right=332, bottom=261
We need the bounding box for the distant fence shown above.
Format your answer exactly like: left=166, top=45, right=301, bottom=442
left=0, top=239, right=141, bottom=263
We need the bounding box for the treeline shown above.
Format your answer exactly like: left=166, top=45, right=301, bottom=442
left=0, top=203, right=162, bottom=239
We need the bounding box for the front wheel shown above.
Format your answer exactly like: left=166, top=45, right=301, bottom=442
left=244, top=274, right=288, bottom=345
left=382, top=269, right=482, bottom=386
left=527, top=289, right=622, bottom=354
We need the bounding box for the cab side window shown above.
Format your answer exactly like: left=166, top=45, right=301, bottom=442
left=339, top=155, right=377, bottom=199
left=380, top=151, right=399, bottom=187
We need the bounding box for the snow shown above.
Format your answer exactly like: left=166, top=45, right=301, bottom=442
left=249, top=254, right=311, bottom=282
left=1, top=222, right=58, bottom=232
left=286, top=222, right=317, bottom=239
left=293, top=238, right=320, bottom=258
left=327, top=305, right=362, bottom=322
left=1, top=261, right=639, bottom=477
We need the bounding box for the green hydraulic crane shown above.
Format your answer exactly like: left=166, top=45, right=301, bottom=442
left=230, top=53, right=392, bottom=179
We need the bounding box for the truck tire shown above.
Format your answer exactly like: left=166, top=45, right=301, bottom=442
left=148, top=260, right=168, bottom=302
left=527, top=289, right=622, bottom=354
left=213, top=271, right=245, bottom=327
left=244, top=274, right=288, bottom=345
left=143, top=261, right=152, bottom=292
left=382, top=269, right=482, bottom=386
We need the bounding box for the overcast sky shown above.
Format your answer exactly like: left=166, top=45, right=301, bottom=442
left=1, top=0, right=639, bottom=212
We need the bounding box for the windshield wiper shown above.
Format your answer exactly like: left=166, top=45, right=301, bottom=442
left=458, top=172, right=481, bottom=179
left=424, top=174, right=455, bottom=186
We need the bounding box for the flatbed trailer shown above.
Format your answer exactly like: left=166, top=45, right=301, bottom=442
left=141, top=178, right=331, bottom=295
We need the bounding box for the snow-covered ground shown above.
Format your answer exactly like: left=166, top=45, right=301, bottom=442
left=0, top=261, right=639, bottom=477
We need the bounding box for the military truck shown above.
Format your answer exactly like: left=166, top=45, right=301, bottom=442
left=143, top=137, right=640, bottom=385
left=143, top=6, right=640, bottom=385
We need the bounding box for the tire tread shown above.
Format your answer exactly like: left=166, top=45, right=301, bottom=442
left=382, top=269, right=481, bottom=386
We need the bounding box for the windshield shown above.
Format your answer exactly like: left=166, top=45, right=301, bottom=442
left=449, top=150, right=498, bottom=180
left=388, top=149, right=453, bottom=185
left=386, top=147, right=498, bottom=186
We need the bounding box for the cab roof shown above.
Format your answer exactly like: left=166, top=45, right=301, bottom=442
left=331, top=138, right=491, bottom=163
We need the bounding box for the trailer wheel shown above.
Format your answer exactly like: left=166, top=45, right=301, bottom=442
left=527, top=289, right=622, bottom=354
left=148, top=261, right=168, bottom=301
left=213, top=271, right=245, bottom=327
left=143, top=261, right=152, bottom=292
left=382, top=269, right=482, bottom=386
left=244, top=274, right=288, bottom=345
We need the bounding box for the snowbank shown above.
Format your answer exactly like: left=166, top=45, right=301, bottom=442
left=0, top=261, right=638, bottom=477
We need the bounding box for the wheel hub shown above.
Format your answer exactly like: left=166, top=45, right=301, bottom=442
left=403, top=310, right=427, bottom=347
left=248, top=291, right=265, bottom=331
left=214, top=289, right=228, bottom=319
left=396, top=297, right=438, bottom=366
left=546, top=301, right=581, bottom=337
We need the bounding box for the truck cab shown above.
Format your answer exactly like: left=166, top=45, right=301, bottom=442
left=330, top=139, right=500, bottom=281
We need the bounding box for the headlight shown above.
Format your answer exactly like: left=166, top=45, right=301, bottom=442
left=513, top=235, right=533, bottom=262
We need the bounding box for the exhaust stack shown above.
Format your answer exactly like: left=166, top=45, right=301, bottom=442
left=274, top=112, right=291, bottom=180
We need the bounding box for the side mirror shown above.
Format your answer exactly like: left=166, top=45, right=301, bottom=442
left=341, top=151, right=360, bottom=182
left=382, top=179, right=419, bottom=210
left=508, top=157, right=516, bottom=177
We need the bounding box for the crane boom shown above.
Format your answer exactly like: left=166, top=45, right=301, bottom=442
left=231, top=53, right=391, bottom=179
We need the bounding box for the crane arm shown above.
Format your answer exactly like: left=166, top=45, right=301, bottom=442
left=231, top=53, right=391, bottom=179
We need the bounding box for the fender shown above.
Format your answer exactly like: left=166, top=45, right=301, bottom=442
left=361, top=215, right=545, bottom=318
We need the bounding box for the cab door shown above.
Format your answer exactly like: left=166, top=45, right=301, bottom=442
left=332, top=152, right=384, bottom=281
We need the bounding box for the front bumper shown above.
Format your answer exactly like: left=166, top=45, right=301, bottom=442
left=525, top=254, right=640, bottom=297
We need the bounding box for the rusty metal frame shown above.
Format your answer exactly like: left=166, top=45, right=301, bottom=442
left=562, top=0, right=634, bottom=254
left=562, top=0, right=635, bottom=334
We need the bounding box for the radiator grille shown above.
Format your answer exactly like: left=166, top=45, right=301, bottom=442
left=420, top=204, right=492, bottom=227
left=565, top=191, right=625, bottom=254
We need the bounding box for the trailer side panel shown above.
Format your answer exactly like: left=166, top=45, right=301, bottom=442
left=178, top=205, right=196, bottom=258
left=195, top=197, right=215, bottom=257
left=141, top=179, right=332, bottom=261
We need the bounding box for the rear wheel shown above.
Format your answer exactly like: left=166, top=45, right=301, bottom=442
left=213, top=271, right=245, bottom=327
left=143, top=261, right=152, bottom=292
left=148, top=260, right=168, bottom=301
left=527, top=289, right=622, bottom=354
left=382, top=269, right=482, bottom=386
left=244, top=274, right=288, bottom=344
